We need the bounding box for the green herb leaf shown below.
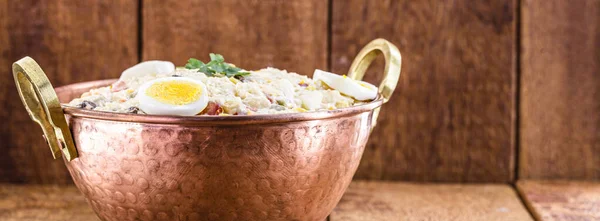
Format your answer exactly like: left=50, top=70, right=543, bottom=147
left=185, top=58, right=204, bottom=69
left=209, top=53, right=224, bottom=62
left=185, top=54, right=249, bottom=78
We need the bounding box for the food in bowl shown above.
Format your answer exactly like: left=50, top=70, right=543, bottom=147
left=67, top=54, right=378, bottom=116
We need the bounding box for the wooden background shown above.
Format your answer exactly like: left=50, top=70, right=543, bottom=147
left=520, top=0, right=600, bottom=180
left=0, top=0, right=597, bottom=184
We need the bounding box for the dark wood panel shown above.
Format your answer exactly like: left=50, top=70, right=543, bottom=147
left=331, top=181, right=533, bottom=221
left=331, top=0, right=517, bottom=181
left=0, top=0, right=138, bottom=184
left=0, top=184, right=100, bottom=221
left=520, top=0, right=600, bottom=179
left=142, top=0, right=328, bottom=76
left=517, top=180, right=600, bottom=220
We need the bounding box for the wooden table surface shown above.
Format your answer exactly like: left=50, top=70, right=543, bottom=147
left=331, top=181, right=533, bottom=221
left=0, top=184, right=100, bottom=221
left=0, top=181, right=538, bottom=221
left=2, top=180, right=599, bottom=220
left=517, top=180, right=600, bottom=221
left=5, top=180, right=599, bottom=221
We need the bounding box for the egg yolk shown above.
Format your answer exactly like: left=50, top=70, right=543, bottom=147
left=145, top=80, right=202, bottom=105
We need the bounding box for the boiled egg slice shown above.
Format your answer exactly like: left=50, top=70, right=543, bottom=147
left=313, top=69, right=378, bottom=101
left=136, top=77, right=208, bottom=116
left=120, top=60, right=175, bottom=80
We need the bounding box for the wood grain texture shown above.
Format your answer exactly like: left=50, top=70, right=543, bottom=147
left=0, top=184, right=100, bottom=221
left=517, top=180, right=600, bottom=221
left=331, top=0, right=517, bottom=182
left=520, top=0, right=600, bottom=180
left=0, top=0, right=138, bottom=184
left=142, top=0, right=327, bottom=76
left=331, top=181, right=533, bottom=221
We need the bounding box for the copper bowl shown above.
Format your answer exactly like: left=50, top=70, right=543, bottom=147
left=12, top=39, right=402, bottom=221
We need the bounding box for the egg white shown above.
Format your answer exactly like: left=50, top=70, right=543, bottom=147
left=135, top=77, right=209, bottom=116
left=120, top=60, right=175, bottom=80
left=313, top=69, right=377, bottom=100
left=299, top=91, right=323, bottom=110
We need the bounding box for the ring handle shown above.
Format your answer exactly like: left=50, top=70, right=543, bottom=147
left=348, top=39, right=402, bottom=127
left=12, top=57, right=78, bottom=161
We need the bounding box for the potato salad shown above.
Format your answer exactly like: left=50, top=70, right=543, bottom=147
left=68, top=54, right=378, bottom=116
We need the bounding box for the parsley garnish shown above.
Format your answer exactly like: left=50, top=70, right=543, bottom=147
left=185, top=53, right=250, bottom=78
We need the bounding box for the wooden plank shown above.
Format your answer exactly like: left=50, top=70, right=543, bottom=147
left=0, top=0, right=138, bottom=184
left=0, top=184, right=100, bottom=221
left=331, top=181, right=533, bottom=221
left=331, top=0, right=517, bottom=182
left=517, top=180, right=600, bottom=221
left=520, top=0, right=600, bottom=179
left=142, top=0, right=328, bottom=76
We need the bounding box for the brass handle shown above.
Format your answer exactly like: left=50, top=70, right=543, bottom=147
left=348, top=39, right=402, bottom=128
left=12, top=57, right=78, bottom=161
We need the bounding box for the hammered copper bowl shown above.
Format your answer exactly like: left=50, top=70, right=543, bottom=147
left=12, top=39, right=402, bottom=221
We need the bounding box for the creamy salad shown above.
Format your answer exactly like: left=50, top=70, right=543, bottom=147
left=68, top=54, right=378, bottom=116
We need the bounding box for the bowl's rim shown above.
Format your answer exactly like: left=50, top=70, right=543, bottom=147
left=56, top=79, right=384, bottom=125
